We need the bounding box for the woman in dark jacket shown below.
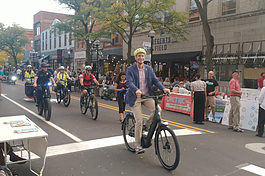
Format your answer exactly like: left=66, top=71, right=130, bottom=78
left=191, top=73, right=207, bottom=124
left=114, top=72, right=127, bottom=122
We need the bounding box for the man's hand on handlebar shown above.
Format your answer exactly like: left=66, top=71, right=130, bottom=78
left=33, top=83, right=37, bottom=87
left=163, top=88, right=171, bottom=95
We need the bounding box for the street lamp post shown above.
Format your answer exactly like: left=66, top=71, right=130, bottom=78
left=148, top=30, right=155, bottom=65
left=94, top=40, right=101, bottom=79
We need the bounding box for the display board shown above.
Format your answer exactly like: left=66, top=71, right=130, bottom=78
left=208, top=99, right=227, bottom=123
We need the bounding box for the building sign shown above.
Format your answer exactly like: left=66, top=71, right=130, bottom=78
left=153, top=37, right=171, bottom=51
left=57, top=49, right=62, bottom=63
left=74, top=51, right=86, bottom=59
left=143, top=42, right=151, bottom=62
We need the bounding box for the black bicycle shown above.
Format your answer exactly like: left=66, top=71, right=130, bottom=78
left=80, top=85, right=99, bottom=120
left=122, top=93, right=180, bottom=170
left=56, top=80, right=71, bottom=107
left=37, top=83, right=52, bottom=121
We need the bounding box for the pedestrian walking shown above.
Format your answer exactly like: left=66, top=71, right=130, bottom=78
left=0, top=66, right=3, bottom=101
left=256, top=87, right=265, bottom=137
left=228, top=70, right=244, bottom=132
left=204, top=71, right=219, bottom=122
left=258, top=72, right=265, bottom=90
left=191, top=73, right=207, bottom=124
left=114, top=72, right=127, bottom=122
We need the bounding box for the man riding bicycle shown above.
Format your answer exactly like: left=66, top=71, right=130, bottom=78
left=80, top=65, right=100, bottom=102
left=25, top=65, right=35, bottom=84
left=124, top=48, right=170, bottom=154
left=33, top=63, right=56, bottom=107
left=56, top=66, right=71, bottom=94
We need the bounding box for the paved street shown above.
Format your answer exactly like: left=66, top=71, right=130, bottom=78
left=1, top=80, right=265, bottom=176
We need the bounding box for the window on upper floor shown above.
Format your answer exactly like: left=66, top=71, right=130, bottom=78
left=59, top=36, right=61, bottom=47
left=34, top=22, right=40, bottom=36
left=50, top=39, right=51, bottom=49
left=42, top=41, right=44, bottom=51
left=69, top=33, right=72, bottom=45
left=64, top=34, right=67, bottom=46
left=81, top=41, right=84, bottom=48
left=45, top=41, right=47, bottom=50
left=35, top=40, right=41, bottom=52
left=30, top=40, right=33, bottom=48
left=189, top=0, right=200, bottom=22
left=45, top=32, right=47, bottom=40
left=222, top=0, right=236, bottom=16
left=54, top=38, right=56, bottom=48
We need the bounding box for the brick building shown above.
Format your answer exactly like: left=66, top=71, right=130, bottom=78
left=125, top=0, right=265, bottom=91
left=32, top=11, right=70, bottom=67
left=23, top=29, right=34, bottom=66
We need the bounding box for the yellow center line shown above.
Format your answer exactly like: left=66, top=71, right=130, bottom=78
left=16, top=82, right=215, bottom=133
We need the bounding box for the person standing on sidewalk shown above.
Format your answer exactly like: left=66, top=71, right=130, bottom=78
left=191, top=73, right=207, bottom=124
left=228, top=70, right=244, bottom=133
left=256, top=86, right=265, bottom=137
left=0, top=66, right=3, bottom=101
left=258, top=72, right=265, bottom=90
left=204, top=71, right=219, bottom=122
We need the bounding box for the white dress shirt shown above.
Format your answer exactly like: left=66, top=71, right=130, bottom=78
left=258, top=87, right=265, bottom=110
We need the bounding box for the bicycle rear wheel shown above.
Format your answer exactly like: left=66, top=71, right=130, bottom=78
left=44, top=98, right=52, bottom=121
left=80, top=96, right=87, bottom=114
left=122, top=115, right=136, bottom=152
left=63, top=91, right=71, bottom=107
left=89, top=95, right=98, bottom=120
left=155, top=126, right=180, bottom=170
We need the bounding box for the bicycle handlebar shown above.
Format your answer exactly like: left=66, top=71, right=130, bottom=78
left=141, top=92, right=169, bottom=99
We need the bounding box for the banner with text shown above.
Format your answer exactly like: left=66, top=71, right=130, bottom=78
left=143, top=42, right=151, bottom=62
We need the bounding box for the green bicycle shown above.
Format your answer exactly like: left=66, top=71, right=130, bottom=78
left=80, top=85, right=99, bottom=120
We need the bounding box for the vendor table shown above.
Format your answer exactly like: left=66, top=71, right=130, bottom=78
left=0, top=115, right=48, bottom=176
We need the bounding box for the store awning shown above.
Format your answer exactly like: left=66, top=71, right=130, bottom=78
left=152, top=51, right=201, bottom=62
left=129, top=51, right=201, bottom=63
left=39, top=55, right=49, bottom=62
left=102, top=47, right=122, bottom=56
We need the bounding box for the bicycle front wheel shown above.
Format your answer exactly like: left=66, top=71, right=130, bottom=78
left=89, top=95, right=98, bottom=120
left=63, top=91, right=71, bottom=107
left=122, top=115, right=136, bottom=152
left=155, top=126, right=180, bottom=170
left=44, top=98, right=52, bottom=121
left=80, top=96, right=87, bottom=114
left=37, top=101, right=44, bottom=115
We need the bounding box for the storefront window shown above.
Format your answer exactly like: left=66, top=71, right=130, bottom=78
left=215, top=64, right=237, bottom=81
left=189, top=0, right=200, bottom=22
left=222, top=0, right=236, bottom=16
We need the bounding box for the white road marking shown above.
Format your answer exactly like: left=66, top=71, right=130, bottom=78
left=2, top=94, right=82, bottom=142
left=241, top=164, right=265, bottom=176
left=15, top=129, right=201, bottom=160
left=245, top=143, right=265, bottom=155
left=23, top=98, right=35, bottom=101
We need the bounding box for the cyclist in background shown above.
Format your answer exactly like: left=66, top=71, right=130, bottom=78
left=80, top=65, right=100, bottom=103
left=125, top=48, right=170, bottom=154
left=33, top=63, right=56, bottom=107
left=25, top=65, right=35, bottom=84
left=56, top=66, right=71, bottom=95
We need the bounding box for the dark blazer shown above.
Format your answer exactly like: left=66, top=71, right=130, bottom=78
left=124, top=63, right=165, bottom=107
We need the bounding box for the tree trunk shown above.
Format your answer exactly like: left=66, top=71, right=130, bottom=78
left=14, top=56, right=17, bottom=70
left=127, top=37, right=132, bottom=66
left=195, top=0, right=214, bottom=74
left=86, top=40, right=91, bottom=65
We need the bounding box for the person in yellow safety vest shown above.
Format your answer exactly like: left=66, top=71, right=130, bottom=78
left=56, top=66, right=71, bottom=94
left=25, top=65, right=35, bottom=84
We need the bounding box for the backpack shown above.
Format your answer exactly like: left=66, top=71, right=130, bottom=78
left=83, top=74, right=93, bottom=83
left=0, top=166, right=13, bottom=176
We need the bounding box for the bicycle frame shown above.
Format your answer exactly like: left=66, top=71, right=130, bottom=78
left=84, top=87, right=94, bottom=108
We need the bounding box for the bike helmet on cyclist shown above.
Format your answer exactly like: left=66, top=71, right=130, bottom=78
left=134, top=48, right=146, bottom=56
left=27, top=65, right=32, bottom=68
left=41, top=63, right=48, bottom=67
left=59, top=66, right=64, bottom=70
left=85, top=65, right=92, bottom=71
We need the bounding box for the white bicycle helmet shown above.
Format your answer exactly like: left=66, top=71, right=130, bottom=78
left=85, top=65, right=92, bottom=71
left=27, top=65, right=32, bottom=68
left=59, top=66, right=65, bottom=70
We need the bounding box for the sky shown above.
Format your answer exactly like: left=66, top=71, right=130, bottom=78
left=0, top=0, right=75, bottom=29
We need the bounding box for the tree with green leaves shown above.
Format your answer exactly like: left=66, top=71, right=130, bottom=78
left=55, top=0, right=110, bottom=65
left=96, top=0, right=189, bottom=65
left=0, top=23, right=28, bottom=70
